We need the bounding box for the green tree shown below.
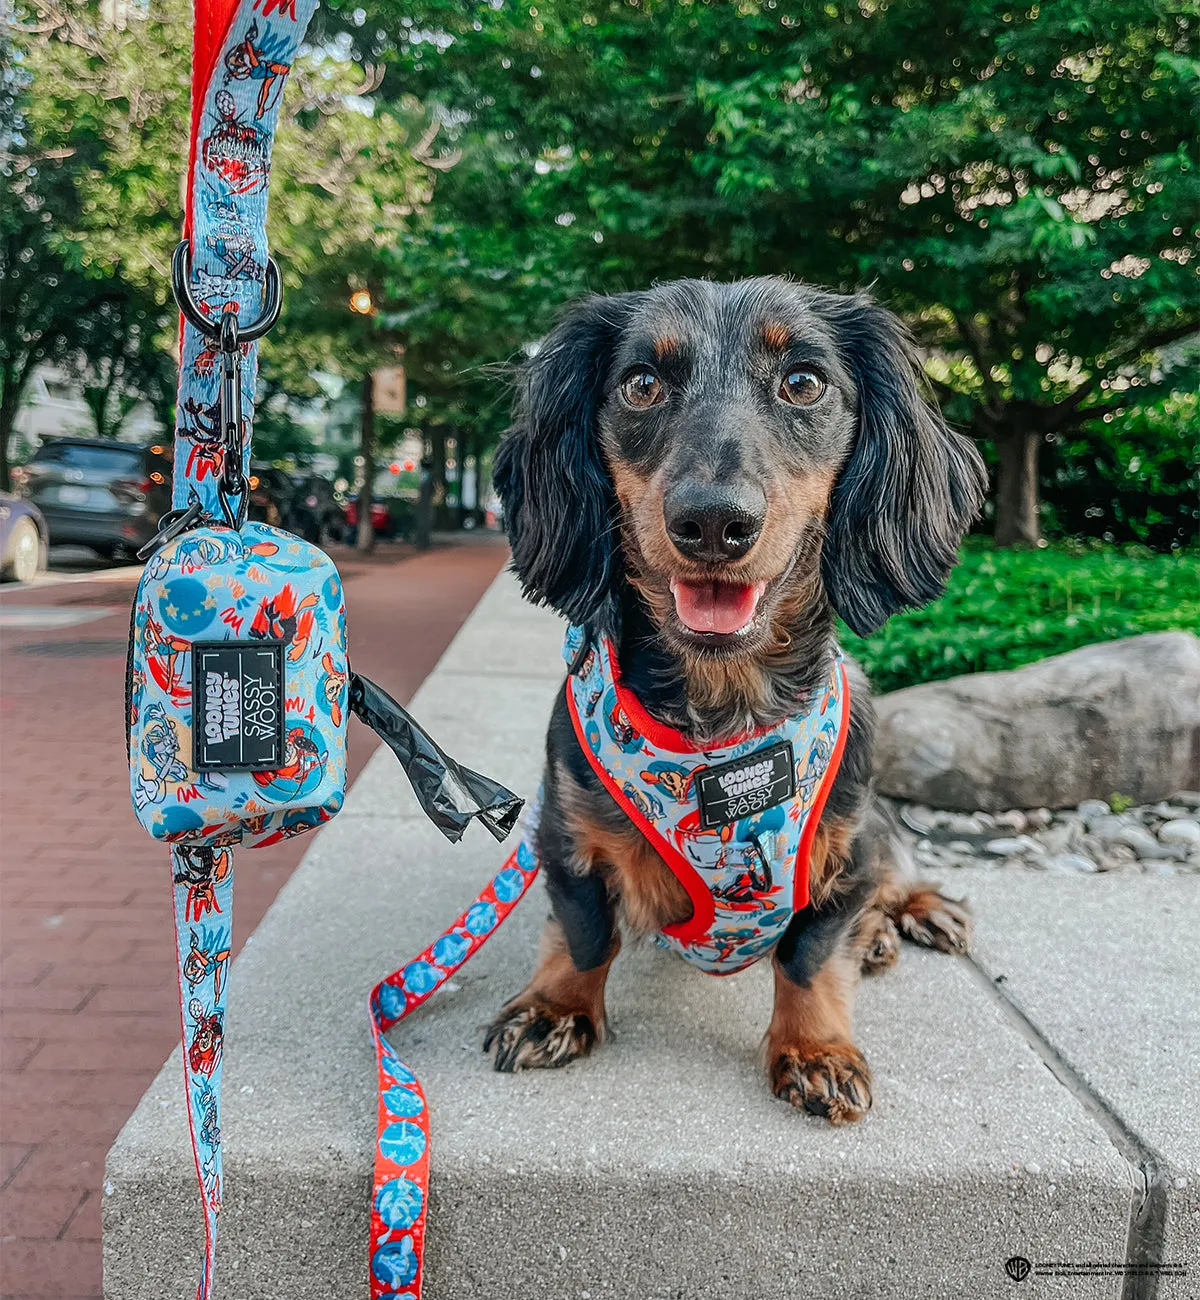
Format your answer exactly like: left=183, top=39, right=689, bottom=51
left=349, top=0, right=1197, bottom=545
left=5, top=0, right=433, bottom=487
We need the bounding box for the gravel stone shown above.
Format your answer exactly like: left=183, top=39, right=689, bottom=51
left=993, top=810, right=1028, bottom=833
left=1159, top=819, right=1200, bottom=847
left=1112, top=825, right=1163, bottom=859
left=1174, top=791, right=1200, bottom=809
left=900, top=804, right=937, bottom=834
left=1026, top=808, right=1053, bottom=829
left=1043, top=854, right=1099, bottom=874
left=945, top=814, right=986, bottom=836
left=1077, top=800, right=1112, bottom=825
left=1086, top=815, right=1131, bottom=842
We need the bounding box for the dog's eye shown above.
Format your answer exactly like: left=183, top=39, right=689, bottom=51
left=779, top=369, right=826, bottom=407
left=620, top=371, right=664, bottom=409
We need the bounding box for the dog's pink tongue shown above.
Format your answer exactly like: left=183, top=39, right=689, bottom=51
left=671, top=579, right=766, bottom=634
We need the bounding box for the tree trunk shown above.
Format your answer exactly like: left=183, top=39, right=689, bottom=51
left=0, top=359, right=32, bottom=493
left=993, top=427, right=1041, bottom=547
left=356, top=371, right=376, bottom=554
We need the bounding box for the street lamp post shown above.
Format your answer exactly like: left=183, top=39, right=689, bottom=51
left=350, top=288, right=376, bottom=554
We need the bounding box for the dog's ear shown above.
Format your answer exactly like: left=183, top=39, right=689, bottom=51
left=494, top=293, right=641, bottom=633
left=821, top=293, right=987, bottom=637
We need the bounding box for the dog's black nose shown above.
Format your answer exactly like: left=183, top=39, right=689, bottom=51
left=664, top=482, right=765, bottom=562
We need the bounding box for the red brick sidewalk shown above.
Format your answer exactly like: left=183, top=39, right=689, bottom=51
left=0, top=538, right=507, bottom=1300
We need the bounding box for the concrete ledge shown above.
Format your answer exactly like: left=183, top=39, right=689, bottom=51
left=105, top=574, right=1189, bottom=1298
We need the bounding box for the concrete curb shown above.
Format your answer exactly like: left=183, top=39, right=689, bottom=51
left=104, top=573, right=1195, bottom=1298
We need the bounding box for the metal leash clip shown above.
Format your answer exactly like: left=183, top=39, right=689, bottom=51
left=136, top=490, right=209, bottom=561
left=170, top=239, right=284, bottom=529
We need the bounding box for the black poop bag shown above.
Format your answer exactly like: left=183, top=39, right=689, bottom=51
left=348, top=672, right=523, bottom=844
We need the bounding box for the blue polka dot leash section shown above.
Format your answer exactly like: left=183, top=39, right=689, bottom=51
left=368, top=837, right=541, bottom=1299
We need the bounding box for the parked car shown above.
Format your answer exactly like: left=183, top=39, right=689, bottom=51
left=287, top=472, right=344, bottom=545
left=16, top=438, right=172, bottom=558
left=246, top=463, right=295, bottom=529
left=344, top=496, right=395, bottom=542
left=0, top=492, right=48, bottom=583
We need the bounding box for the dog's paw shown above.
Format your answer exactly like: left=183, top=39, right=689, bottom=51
left=769, top=1041, right=873, bottom=1125
left=858, top=911, right=900, bottom=975
left=483, top=996, right=599, bottom=1073
left=898, top=887, right=971, bottom=955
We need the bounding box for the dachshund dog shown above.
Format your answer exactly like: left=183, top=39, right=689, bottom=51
left=486, top=278, right=987, bottom=1124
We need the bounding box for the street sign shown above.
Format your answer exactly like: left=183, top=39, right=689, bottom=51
left=373, top=366, right=406, bottom=415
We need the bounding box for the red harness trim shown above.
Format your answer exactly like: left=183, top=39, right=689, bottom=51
left=791, top=661, right=851, bottom=913
left=566, top=684, right=714, bottom=944
left=566, top=657, right=851, bottom=948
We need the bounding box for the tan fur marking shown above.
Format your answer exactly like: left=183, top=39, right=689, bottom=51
left=765, top=948, right=858, bottom=1054
left=765, top=948, right=871, bottom=1124
left=516, top=916, right=620, bottom=1031
left=556, top=757, right=693, bottom=935
left=653, top=335, right=680, bottom=359
left=808, top=813, right=855, bottom=908
left=762, top=320, right=792, bottom=351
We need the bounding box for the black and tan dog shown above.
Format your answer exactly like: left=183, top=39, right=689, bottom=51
left=485, top=277, right=987, bottom=1124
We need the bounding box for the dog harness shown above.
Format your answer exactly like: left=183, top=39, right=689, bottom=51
left=561, top=625, right=850, bottom=974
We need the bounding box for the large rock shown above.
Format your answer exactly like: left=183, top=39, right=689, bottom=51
left=874, top=632, right=1200, bottom=811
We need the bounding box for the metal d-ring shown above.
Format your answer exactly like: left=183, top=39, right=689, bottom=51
left=171, top=239, right=283, bottom=342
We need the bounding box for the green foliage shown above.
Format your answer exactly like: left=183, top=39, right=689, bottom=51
left=1042, top=389, right=1200, bottom=549
left=6, top=0, right=434, bottom=478
left=338, top=0, right=1198, bottom=531
left=839, top=541, right=1200, bottom=693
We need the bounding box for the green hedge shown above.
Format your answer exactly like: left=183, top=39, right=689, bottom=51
left=839, top=542, right=1200, bottom=695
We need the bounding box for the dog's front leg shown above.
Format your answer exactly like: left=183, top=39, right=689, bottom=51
left=484, top=793, right=619, bottom=1073
left=765, top=879, right=875, bottom=1125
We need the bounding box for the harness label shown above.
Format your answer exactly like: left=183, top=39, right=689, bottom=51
left=192, top=641, right=284, bottom=771
left=696, top=740, right=795, bottom=829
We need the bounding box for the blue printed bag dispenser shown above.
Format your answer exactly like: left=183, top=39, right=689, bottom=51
left=128, top=520, right=348, bottom=849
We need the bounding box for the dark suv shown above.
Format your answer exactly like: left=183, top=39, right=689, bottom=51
left=19, top=438, right=172, bottom=557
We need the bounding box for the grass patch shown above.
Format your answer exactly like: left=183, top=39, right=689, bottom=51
left=839, top=541, right=1200, bottom=695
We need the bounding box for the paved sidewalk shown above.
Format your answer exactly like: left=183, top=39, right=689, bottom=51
left=0, top=538, right=507, bottom=1300
left=104, top=573, right=1197, bottom=1299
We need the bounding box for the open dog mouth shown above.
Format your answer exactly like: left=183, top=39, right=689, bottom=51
left=669, top=577, right=769, bottom=637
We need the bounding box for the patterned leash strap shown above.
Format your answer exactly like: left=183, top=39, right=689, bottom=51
left=169, top=1, right=316, bottom=1296
left=366, top=838, right=541, bottom=1298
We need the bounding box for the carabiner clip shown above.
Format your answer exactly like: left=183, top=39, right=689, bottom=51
left=171, top=239, right=283, bottom=342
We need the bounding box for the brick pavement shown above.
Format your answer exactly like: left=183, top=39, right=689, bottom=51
left=0, top=538, right=508, bottom=1300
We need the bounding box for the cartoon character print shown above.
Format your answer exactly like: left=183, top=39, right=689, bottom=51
left=223, top=21, right=292, bottom=120
left=250, top=583, right=318, bottom=661
left=248, top=802, right=336, bottom=848
left=141, top=613, right=190, bottom=699
left=796, top=723, right=836, bottom=803
left=711, top=841, right=774, bottom=909
left=178, top=397, right=226, bottom=482
left=134, top=702, right=190, bottom=809
left=622, top=781, right=664, bottom=822
left=205, top=223, right=262, bottom=281
left=195, top=1080, right=221, bottom=1153
left=174, top=846, right=233, bottom=922
left=187, top=998, right=223, bottom=1076
left=251, top=724, right=327, bottom=799
left=183, top=925, right=232, bottom=1000
left=641, top=761, right=695, bottom=803
left=257, top=0, right=298, bottom=18
left=320, top=651, right=346, bottom=726
left=201, top=89, right=269, bottom=194
left=602, top=691, right=642, bottom=753
left=128, top=666, right=146, bottom=731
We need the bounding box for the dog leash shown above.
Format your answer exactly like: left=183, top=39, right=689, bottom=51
left=365, top=835, right=541, bottom=1297
left=167, top=2, right=317, bottom=1296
